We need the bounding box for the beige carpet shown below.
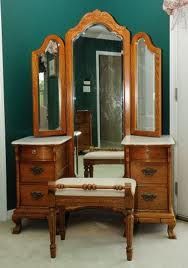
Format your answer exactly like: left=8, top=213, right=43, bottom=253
left=0, top=213, right=187, bottom=268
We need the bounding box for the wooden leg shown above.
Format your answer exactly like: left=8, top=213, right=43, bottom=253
left=167, top=220, right=176, bottom=239
left=12, top=214, right=22, bottom=234
left=48, top=207, right=56, bottom=258
left=123, top=216, right=126, bottom=237
left=126, top=209, right=134, bottom=261
left=89, top=165, right=93, bottom=178
left=59, top=207, right=66, bottom=240
left=84, top=163, right=89, bottom=177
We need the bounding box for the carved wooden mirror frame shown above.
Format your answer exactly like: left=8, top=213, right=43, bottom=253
left=32, top=34, right=66, bottom=137
left=131, top=32, right=161, bottom=137
left=65, top=10, right=131, bottom=175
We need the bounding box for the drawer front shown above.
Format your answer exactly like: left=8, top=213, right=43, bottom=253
left=130, top=146, right=168, bottom=161
left=131, top=162, right=167, bottom=184
left=20, top=146, right=54, bottom=161
left=20, top=185, right=48, bottom=207
left=136, top=186, right=168, bottom=210
left=20, top=162, right=55, bottom=182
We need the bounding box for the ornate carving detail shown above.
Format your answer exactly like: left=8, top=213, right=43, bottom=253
left=31, top=166, right=44, bottom=175
left=142, top=167, right=157, bottom=176
left=31, top=191, right=44, bottom=200
left=141, top=193, right=157, bottom=201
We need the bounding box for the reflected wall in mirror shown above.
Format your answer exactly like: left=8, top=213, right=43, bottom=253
left=65, top=10, right=131, bottom=176
left=32, top=35, right=66, bottom=137
left=131, top=32, right=161, bottom=137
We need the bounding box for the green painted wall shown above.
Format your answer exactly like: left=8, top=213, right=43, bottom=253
left=1, top=0, right=169, bottom=209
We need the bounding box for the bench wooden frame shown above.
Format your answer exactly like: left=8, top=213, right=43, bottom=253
left=48, top=181, right=135, bottom=261
left=83, top=148, right=124, bottom=177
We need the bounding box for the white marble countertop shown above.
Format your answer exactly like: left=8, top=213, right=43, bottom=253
left=121, top=135, right=175, bottom=146
left=12, top=136, right=72, bottom=145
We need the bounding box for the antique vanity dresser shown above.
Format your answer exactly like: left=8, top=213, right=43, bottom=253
left=12, top=10, right=176, bottom=238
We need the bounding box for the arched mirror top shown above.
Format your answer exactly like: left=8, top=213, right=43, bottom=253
left=65, top=10, right=130, bottom=43
left=132, top=32, right=161, bottom=55
left=32, top=34, right=66, bottom=137
left=131, top=32, right=161, bottom=137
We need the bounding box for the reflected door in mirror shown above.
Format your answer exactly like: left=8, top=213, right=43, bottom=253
left=98, top=53, right=123, bottom=148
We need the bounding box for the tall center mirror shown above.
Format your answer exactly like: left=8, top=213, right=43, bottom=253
left=65, top=10, right=131, bottom=177
left=73, top=25, right=124, bottom=176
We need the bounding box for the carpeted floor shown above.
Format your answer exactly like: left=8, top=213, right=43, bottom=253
left=0, top=156, right=187, bottom=268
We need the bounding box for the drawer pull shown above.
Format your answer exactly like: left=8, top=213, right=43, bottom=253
left=31, top=166, right=44, bottom=175
left=142, top=167, right=157, bottom=176
left=141, top=193, right=157, bottom=201
left=30, top=191, right=44, bottom=200
left=31, top=149, right=37, bottom=155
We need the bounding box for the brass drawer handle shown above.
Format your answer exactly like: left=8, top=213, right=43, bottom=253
left=141, top=193, right=157, bottom=201
left=31, top=166, right=44, bottom=175
left=142, top=167, right=157, bottom=176
left=31, top=149, right=37, bottom=155
left=30, top=191, right=44, bottom=200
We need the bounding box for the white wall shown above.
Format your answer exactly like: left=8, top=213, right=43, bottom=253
left=170, top=7, right=188, bottom=218
left=0, top=1, right=7, bottom=221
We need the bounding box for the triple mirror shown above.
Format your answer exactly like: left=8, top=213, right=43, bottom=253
left=31, top=10, right=162, bottom=176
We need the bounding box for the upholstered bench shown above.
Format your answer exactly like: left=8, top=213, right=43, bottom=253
left=83, top=151, right=124, bottom=177
left=48, top=177, right=136, bottom=261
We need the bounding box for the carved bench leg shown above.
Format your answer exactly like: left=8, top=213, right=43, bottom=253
left=48, top=207, right=56, bottom=258
left=12, top=214, right=22, bottom=234
left=167, top=220, right=176, bottom=239
left=126, top=209, right=134, bottom=261
left=59, top=207, right=66, bottom=240
left=84, top=163, right=89, bottom=177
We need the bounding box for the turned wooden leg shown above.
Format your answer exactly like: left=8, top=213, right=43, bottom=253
left=84, top=163, right=89, bottom=177
left=89, top=165, right=93, bottom=178
left=126, top=209, right=134, bottom=261
left=167, top=220, right=176, bottom=239
left=48, top=207, right=56, bottom=258
left=12, top=214, right=22, bottom=234
left=59, top=207, right=66, bottom=240
left=123, top=216, right=126, bottom=237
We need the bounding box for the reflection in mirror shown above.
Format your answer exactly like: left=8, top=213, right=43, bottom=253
left=73, top=24, right=124, bottom=175
left=38, top=40, right=60, bottom=131
left=136, top=38, right=155, bottom=131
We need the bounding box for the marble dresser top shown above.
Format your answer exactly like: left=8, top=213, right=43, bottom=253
left=121, top=135, right=175, bottom=146
left=12, top=136, right=72, bottom=145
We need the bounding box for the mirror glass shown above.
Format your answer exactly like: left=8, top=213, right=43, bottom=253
left=38, top=40, right=60, bottom=131
left=73, top=24, right=123, bottom=175
left=136, top=38, right=155, bottom=131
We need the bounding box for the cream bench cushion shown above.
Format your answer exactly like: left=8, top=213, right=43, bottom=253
left=55, top=177, right=136, bottom=197
left=83, top=151, right=124, bottom=160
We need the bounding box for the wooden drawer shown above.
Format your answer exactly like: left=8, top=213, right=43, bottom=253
left=131, top=162, right=167, bottom=184
left=130, top=146, right=168, bottom=161
left=20, top=161, right=55, bottom=182
left=20, top=146, right=54, bottom=161
left=136, top=186, right=168, bottom=210
left=20, top=185, right=48, bottom=207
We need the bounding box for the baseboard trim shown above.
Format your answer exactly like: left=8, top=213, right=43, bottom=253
left=176, top=215, right=188, bottom=222
left=7, top=209, right=14, bottom=220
